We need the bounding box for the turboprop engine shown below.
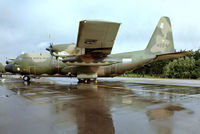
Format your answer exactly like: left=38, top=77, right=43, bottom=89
left=46, top=43, right=85, bottom=58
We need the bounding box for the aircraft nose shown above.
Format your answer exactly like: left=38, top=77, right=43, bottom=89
left=5, top=64, right=13, bottom=72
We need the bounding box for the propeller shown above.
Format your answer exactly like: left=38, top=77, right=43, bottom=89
left=46, top=33, right=54, bottom=56
left=46, top=43, right=54, bottom=55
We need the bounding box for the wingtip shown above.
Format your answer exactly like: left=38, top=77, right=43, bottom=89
left=80, top=20, right=121, bottom=25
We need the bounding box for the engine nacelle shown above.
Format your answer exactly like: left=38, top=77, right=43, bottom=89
left=46, top=43, right=85, bottom=58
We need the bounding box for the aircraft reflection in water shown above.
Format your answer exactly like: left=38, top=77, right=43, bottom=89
left=5, top=17, right=192, bottom=83
left=0, top=80, right=115, bottom=134
left=0, top=78, right=194, bottom=134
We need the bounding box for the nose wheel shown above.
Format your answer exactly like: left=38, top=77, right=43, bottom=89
left=23, top=75, right=30, bottom=81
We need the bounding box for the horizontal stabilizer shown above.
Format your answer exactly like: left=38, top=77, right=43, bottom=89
left=154, top=51, right=194, bottom=61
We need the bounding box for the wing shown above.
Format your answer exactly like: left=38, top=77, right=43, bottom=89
left=76, top=20, right=120, bottom=57
left=46, top=20, right=121, bottom=67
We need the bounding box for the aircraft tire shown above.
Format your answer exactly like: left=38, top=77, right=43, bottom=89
left=78, top=79, right=84, bottom=83
left=78, top=78, right=98, bottom=84
left=84, top=79, right=88, bottom=83
left=78, top=79, right=89, bottom=83
left=23, top=75, right=30, bottom=81
left=90, top=78, right=97, bottom=84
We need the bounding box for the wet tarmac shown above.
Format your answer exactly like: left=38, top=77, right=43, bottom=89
left=0, top=77, right=200, bottom=134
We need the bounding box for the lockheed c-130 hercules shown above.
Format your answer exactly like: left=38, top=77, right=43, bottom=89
left=5, top=17, right=192, bottom=83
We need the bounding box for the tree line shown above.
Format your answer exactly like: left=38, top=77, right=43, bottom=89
left=130, top=50, right=200, bottom=79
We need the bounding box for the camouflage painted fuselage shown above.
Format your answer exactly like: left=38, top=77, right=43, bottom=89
left=4, top=49, right=192, bottom=78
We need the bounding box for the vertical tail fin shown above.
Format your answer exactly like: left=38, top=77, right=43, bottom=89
left=145, top=17, right=175, bottom=54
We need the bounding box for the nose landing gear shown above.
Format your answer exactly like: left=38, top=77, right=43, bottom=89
left=23, top=75, right=30, bottom=82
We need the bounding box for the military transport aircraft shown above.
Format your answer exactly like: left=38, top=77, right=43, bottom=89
left=5, top=17, right=192, bottom=83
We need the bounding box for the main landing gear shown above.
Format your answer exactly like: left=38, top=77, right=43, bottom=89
left=78, top=78, right=98, bottom=84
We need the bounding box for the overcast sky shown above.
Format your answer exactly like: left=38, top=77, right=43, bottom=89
left=0, top=0, right=200, bottom=62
